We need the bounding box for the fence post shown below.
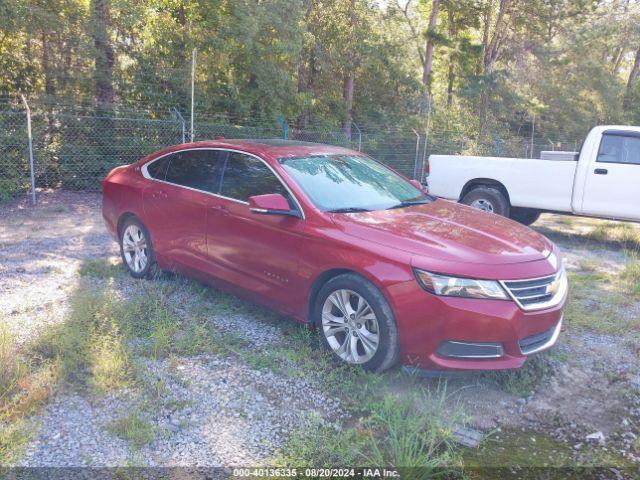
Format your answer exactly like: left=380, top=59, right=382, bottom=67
left=277, top=114, right=289, bottom=140
left=351, top=121, right=362, bottom=151
left=493, top=134, right=501, bottom=156
left=20, top=94, right=36, bottom=206
left=530, top=113, right=535, bottom=159
left=412, top=128, right=421, bottom=180
left=172, top=108, right=186, bottom=143
left=190, top=48, right=197, bottom=142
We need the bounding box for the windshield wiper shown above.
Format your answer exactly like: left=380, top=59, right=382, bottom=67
left=386, top=199, right=430, bottom=210
left=328, top=207, right=372, bottom=213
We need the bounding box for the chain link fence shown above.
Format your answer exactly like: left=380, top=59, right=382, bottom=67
left=0, top=109, right=29, bottom=201
left=0, top=99, right=583, bottom=203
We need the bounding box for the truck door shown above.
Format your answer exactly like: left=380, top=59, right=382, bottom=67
left=580, top=130, right=640, bottom=221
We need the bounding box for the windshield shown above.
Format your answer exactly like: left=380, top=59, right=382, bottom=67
left=279, top=154, right=429, bottom=212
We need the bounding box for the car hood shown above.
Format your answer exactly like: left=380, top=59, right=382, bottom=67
left=330, top=199, right=553, bottom=265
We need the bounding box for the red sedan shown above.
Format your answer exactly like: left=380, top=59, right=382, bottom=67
left=102, top=139, right=567, bottom=372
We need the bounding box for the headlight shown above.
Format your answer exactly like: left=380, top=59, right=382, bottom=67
left=414, top=269, right=509, bottom=300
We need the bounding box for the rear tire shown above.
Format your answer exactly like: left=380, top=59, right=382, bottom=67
left=119, top=217, right=157, bottom=279
left=314, top=274, right=399, bottom=372
left=510, top=208, right=541, bottom=226
left=461, top=186, right=510, bottom=217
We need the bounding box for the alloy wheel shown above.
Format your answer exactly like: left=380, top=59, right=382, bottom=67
left=321, top=289, right=380, bottom=364
left=122, top=224, right=148, bottom=273
left=470, top=198, right=495, bottom=213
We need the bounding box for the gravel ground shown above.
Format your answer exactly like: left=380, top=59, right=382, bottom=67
left=19, top=356, right=343, bottom=467
left=1, top=191, right=639, bottom=467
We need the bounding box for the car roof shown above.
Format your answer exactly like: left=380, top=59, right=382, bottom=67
left=176, top=138, right=358, bottom=159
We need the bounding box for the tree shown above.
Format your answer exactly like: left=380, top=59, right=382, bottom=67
left=90, top=0, right=114, bottom=108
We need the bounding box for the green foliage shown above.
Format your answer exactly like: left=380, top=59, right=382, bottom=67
left=0, top=111, right=29, bottom=200
left=34, top=288, right=133, bottom=392
left=485, top=354, right=557, bottom=397
left=2, top=0, right=640, bottom=189
left=78, top=258, right=125, bottom=279
left=107, top=410, right=155, bottom=450
left=277, top=388, right=463, bottom=475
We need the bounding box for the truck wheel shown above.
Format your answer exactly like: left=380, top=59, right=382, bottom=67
left=461, top=187, right=510, bottom=217
left=510, top=208, right=541, bottom=226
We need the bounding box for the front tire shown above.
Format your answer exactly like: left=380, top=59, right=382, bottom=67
left=119, top=217, right=156, bottom=279
left=314, top=274, right=399, bottom=372
left=510, top=207, right=541, bottom=226
left=461, top=186, right=510, bottom=217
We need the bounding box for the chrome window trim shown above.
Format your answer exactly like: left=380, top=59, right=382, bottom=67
left=140, top=147, right=306, bottom=219
left=519, top=317, right=563, bottom=355
left=500, top=267, right=568, bottom=312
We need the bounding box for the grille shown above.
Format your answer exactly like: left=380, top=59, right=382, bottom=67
left=502, top=268, right=567, bottom=311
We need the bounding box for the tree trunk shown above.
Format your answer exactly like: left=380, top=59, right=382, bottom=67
left=422, top=0, right=440, bottom=91
left=342, top=0, right=357, bottom=139
left=446, top=7, right=456, bottom=108
left=484, top=0, right=509, bottom=74
left=297, top=0, right=316, bottom=128
left=480, top=0, right=492, bottom=75
left=612, top=47, right=624, bottom=75
left=624, top=46, right=640, bottom=110
left=42, top=31, right=55, bottom=96
left=91, top=0, right=114, bottom=109
left=342, top=75, right=354, bottom=139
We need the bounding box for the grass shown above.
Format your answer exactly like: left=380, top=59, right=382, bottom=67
left=564, top=261, right=640, bottom=337
left=107, top=411, right=155, bottom=450
left=0, top=324, right=55, bottom=463
left=586, top=221, right=640, bottom=250
left=483, top=354, right=557, bottom=398
left=78, top=258, right=125, bottom=279
left=276, top=387, right=463, bottom=477
left=33, top=289, right=133, bottom=393
left=463, top=428, right=637, bottom=476
left=0, top=420, right=31, bottom=464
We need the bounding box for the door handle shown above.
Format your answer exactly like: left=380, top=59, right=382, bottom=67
left=210, top=205, right=229, bottom=216
left=594, top=168, right=608, bottom=175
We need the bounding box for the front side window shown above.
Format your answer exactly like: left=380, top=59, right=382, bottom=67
left=597, top=133, right=640, bottom=165
left=164, top=150, right=225, bottom=192
left=279, top=154, right=428, bottom=212
left=220, top=152, right=289, bottom=202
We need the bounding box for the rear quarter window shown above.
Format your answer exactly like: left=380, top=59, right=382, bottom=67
left=146, top=156, right=170, bottom=180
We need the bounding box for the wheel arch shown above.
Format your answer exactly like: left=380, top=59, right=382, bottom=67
left=117, top=211, right=143, bottom=238
left=460, top=178, right=511, bottom=205
left=306, top=268, right=387, bottom=325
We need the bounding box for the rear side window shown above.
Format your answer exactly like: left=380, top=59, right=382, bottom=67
left=220, top=152, right=289, bottom=202
left=597, top=133, right=640, bottom=165
left=146, top=157, right=170, bottom=180
left=165, top=150, right=225, bottom=192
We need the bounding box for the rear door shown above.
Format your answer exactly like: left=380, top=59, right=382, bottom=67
left=142, top=149, right=224, bottom=271
left=205, top=151, right=306, bottom=311
left=581, top=131, right=640, bottom=220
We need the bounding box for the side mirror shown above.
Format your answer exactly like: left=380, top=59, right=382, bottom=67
left=409, top=179, right=425, bottom=191
left=248, top=193, right=301, bottom=218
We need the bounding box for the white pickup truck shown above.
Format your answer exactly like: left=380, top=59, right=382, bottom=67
left=427, top=125, right=640, bottom=225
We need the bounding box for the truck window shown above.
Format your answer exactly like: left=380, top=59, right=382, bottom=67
left=596, top=133, right=640, bottom=165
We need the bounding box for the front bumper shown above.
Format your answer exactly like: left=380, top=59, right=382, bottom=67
left=387, top=280, right=566, bottom=371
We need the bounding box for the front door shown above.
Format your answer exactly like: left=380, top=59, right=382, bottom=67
left=205, top=151, right=306, bottom=311
left=581, top=131, right=640, bottom=221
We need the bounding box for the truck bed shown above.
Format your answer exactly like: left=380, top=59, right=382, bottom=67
left=427, top=155, right=578, bottom=213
